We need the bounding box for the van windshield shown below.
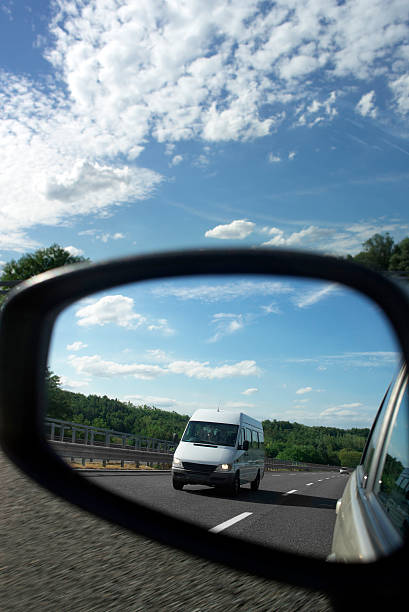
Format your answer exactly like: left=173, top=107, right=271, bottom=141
left=182, top=421, right=239, bottom=447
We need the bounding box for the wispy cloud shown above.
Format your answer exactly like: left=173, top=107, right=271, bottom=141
left=296, top=387, right=313, bottom=395
left=151, top=280, right=293, bottom=302
left=208, top=313, right=245, bottom=343
left=287, top=351, right=400, bottom=369
left=293, top=283, right=339, bottom=309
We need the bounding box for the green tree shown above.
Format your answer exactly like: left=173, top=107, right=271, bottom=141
left=1, top=243, right=89, bottom=303
left=338, top=448, right=362, bottom=468
left=352, top=233, right=395, bottom=271
left=389, top=237, right=409, bottom=275
left=45, top=368, right=71, bottom=420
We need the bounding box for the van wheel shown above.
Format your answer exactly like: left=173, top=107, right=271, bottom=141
left=172, top=478, right=184, bottom=490
left=251, top=470, right=260, bottom=491
left=231, top=472, right=240, bottom=496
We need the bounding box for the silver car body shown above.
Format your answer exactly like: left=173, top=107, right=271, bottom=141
left=330, top=365, right=408, bottom=562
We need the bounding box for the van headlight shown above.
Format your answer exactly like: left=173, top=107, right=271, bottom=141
left=215, top=463, right=232, bottom=472
left=172, top=457, right=183, bottom=468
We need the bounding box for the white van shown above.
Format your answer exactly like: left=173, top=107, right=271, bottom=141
left=172, top=409, right=265, bottom=495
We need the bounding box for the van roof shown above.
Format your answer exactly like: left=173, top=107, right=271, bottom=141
left=189, top=409, right=263, bottom=429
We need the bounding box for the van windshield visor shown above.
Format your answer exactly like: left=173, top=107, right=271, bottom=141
left=182, top=421, right=239, bottom=447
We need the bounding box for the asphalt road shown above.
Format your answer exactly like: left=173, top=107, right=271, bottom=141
left=0, top=450, right=337, bottom=611
left=88, top=470, right=348, bottom=559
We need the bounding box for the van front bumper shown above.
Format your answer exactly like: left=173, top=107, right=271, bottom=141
left=172, top=467, right=235, bottom=487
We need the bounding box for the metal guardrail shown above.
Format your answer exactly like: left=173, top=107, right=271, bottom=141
left=45, top=418, right=176, bottom=468
left=265, top=458, right=341, bottom=472
left=46, top=418, right=342, bottom=472
left=46, top=417, right=177, bottom=452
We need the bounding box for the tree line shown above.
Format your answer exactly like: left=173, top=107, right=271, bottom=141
left=346, top=233, right=409, bottom=274
left=47, top=370, right=369, bottom=467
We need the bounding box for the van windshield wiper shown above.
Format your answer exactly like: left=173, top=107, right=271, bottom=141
left=193, top=441, right=218, bottom=447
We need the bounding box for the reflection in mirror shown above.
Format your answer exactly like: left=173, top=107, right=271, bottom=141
left=46, top=275, right=404, bottom=561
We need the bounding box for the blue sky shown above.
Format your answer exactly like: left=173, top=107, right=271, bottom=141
left=2, top=1, right=408, bottom=427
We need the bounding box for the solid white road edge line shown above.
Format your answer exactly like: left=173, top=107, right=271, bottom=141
left=209, top=512, right=253, bottom=534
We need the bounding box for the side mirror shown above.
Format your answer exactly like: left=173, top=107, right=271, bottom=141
left=1, top=248, right=408, bottom=601
left=242, top=440, right=249, bottom=451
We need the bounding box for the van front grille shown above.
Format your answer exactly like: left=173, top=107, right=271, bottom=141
left=182, top=462, right=216, bottom=474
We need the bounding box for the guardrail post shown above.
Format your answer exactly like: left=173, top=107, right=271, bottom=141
left=90, top=430, right=94, bottom=445
left=72, top=428, right=76, bottom=443
left=106, top=433, right=110, bottom=447
left=50, top=422, right=55, bottom=441
left=61, top=427, right=65, bottom=442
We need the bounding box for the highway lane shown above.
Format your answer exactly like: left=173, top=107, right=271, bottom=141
left=0, top=448, right=336, bottom=611
left=86, top=470, right=348, bottom=559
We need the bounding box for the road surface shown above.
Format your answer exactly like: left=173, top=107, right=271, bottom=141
left=87, top=470, right=348, bottom=558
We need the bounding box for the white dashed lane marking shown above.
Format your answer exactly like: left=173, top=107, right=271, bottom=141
left=283, top=489, right=298, bottom=496
left=209, top=512, right=253, bottom=534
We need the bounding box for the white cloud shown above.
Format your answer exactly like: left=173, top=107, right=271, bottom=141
left=77, top=230, right=125, bottom=243
left=64, top=245, right=84, bottom=257
left=262, top=225, right=335, bottom=248
left=67, top=341, right=88, bottom=352
left=167, top=359, right=261, bottom=379
left=59, top=376, right=90, bottom=390
left=205, top=219, right=255, bottom=240
left=320, top=403, right=363, bottom=417
left=75, top=294, right=174, bottom=334
left=287, top=351, right=400, bottom=369
left=294, top=283, right=339, bottom=309
left=296, top=387, right=312, bottom=395
left=76, top=295, right=146, bottom=329
left=2, top=1, right=409, bottom=250
left=68, top=354, right=165, bottom=380
left=151, top=279, right=293, bottom=302
left=288, top=151, right=296, bottom=160
left=390, top=74, right=409, bottom=115
left=356, top=91, right=377, bottom=118
left=242, top=388, right=258, bottom=395
left=0, top=231, right=39, bottom=253
left=125, top=395, right=179, bottom=409
left=209, top=313, right=245, bottom=342
left=68, top=354, right=261, bottom=381
left=170, top=154, right=183, bottom=167
left=261, top=220, right=409, bottom=255
left=145, top=349, right=172, bottom=363
left=147, top=318, right=175, bottom=336
left=261, top=302, right=281, bottom=315
left=268, top=153, right=282, bottom=163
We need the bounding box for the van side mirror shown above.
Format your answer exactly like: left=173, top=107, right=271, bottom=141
left=242, top=440, right=249, bottom=451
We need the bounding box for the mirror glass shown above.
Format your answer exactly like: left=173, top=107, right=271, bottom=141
left=46, top=274, right=405, bottom=561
